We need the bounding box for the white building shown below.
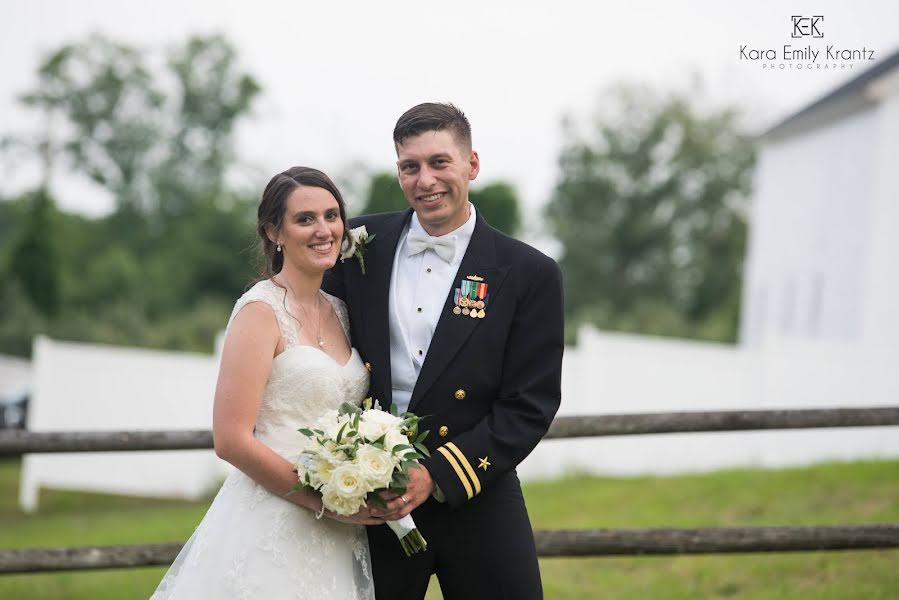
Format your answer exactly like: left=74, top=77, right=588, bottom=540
left=740, top=48, right=899, bottom=350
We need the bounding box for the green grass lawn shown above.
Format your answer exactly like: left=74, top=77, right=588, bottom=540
left=1, top=458, right=897, bottom=599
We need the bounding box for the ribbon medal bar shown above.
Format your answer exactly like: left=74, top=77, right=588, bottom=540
left=451, top=276, right=488, bottom=319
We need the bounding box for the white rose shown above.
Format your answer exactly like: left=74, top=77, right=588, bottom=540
left=321, top=482, right=366, bottom=516
left=320, top=464, right=368, bottom=516
left=306, top=447, right=344, bottom=488
left=355, top=445, right=398, bottom=490
left=383, top=429, right=411, bottom=455
left=358, top=409, right=403, bottom=442
left=316, top=412, right=357, bottom=443
left=340, top=225, right=369, bottom=260
left=330, top=463, right=367, bottom=498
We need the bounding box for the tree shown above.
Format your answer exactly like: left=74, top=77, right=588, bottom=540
left=17, top=33, right=260, bottom=224
left=359, top=172, right=406, bottom=215
left=470, top=182, right=521, bottom=237
left=8, top=187, right=62, bottom=316
left=154, top=34, right=261, bottom=220
left=545, top=84, right=756, bottom=343
left=0, top=33, right=262, bottom=357
left=20, top=34, right=164, bottom=218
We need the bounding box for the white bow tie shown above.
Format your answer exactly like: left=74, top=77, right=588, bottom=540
left=406, top=229, right=456, bottom=263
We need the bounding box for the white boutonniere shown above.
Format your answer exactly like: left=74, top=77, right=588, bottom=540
left=340, top=225, right=376, bottom=275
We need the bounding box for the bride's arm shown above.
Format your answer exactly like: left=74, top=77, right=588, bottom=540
left=212, top=302, right=380, bottom=525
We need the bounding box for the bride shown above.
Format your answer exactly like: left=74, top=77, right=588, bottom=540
left=151, top=167, right=379, bottom=599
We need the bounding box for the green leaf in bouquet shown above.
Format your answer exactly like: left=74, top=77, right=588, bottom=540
left=339, top=402, right=362, bottom=417
left=389, top=403, right=398, bottom=416
left=391, top=444, right=413, bottom=454
left=312, top=428, right=325, bottom=436
left=414, top=430, right=429, bottom=443
left=285, top=481, right=306, bottom=496
left=402, top=452, right=424, bottom=461
left=336, top=422, right=349, bottom=442
left=391, top=471, right=409, bottom=488
left=367, top=493, right=388, bottom=508
left=413, top=442, right=431, bottom=457
left=297, top=428, right=314, bottom=437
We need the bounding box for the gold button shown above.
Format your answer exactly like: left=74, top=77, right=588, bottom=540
left=454, top=389, right=466, bottom=400
left=439, top=426, right=449, bottom=437
left=364, top=362, right=371, bottom=372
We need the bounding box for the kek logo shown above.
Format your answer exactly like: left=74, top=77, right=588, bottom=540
left=792, top=15, right=823, bottom=38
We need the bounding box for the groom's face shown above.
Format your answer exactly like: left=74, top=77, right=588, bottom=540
left=396, top=129, right=479, bottom=237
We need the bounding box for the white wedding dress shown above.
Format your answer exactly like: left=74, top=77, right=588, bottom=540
left=151, top=279, right=375, bottom=600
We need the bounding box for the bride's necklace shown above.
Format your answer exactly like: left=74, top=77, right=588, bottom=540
left=278, top=276, right=325, bottom=348
left=298, top=294, right=324, bottom=348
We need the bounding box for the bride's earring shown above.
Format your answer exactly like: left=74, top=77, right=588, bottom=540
left=277, top=241, right=282, bottom=252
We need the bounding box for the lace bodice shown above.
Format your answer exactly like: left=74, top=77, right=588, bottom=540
left=228, top=279, right=370, bottom=456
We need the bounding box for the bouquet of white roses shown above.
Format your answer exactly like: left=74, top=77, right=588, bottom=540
left=289, top=399, right=430, bottom=556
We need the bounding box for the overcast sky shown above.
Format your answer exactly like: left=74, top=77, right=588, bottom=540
left=2, top=0, right=898, bottom=238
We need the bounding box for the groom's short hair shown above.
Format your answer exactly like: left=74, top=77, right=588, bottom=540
left=393, top=102, right=472, bottom=152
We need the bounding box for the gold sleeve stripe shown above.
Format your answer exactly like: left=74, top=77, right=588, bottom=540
left=445, top=442, right=481, bottom=495
left=436, top=446, right=474, bottom=499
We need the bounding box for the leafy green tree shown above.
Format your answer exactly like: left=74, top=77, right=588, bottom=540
left=470, top=182, right=520, bottom=237
left=8, top=187, right=61, bottom=316
left=546, top=84, right=756, bottom=343
left=20, top=34, right=163, bottom=218
left=17, top=33, right=260, bottom=226
left=0, top=280, right=47, bottom=357
left=154, top=35, right=261, bottom=220
left=0, top=33, right=262, bottom=357
left=359, top=172, right=406, bottom=215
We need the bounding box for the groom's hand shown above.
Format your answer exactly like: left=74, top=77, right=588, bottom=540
left=373, top=464, right=434, bottom=520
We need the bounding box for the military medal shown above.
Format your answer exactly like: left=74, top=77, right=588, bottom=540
left=469, top=277, right=489, bottom=318
left=452, top=289, right=462, bottom=314
left=451, top=276, right=490, bottom=318
left=451, top=277, right=486, bottom=317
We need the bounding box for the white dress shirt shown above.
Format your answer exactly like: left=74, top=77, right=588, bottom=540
left=388, top=205, right=476, bottom=415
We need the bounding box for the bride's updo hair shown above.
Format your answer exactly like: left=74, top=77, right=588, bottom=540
left=257, top=166, right=349, bottom=277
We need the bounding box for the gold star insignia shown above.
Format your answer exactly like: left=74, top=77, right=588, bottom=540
left=478, top=456, right=491, bottom=471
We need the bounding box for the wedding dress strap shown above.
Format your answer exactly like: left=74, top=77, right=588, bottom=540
left=228, top=280, right=301, bottom=350
left=321, top=291, right=351, bottom=340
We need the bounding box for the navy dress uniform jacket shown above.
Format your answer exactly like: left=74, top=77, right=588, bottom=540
left=322, top=208, right=564, bottom=600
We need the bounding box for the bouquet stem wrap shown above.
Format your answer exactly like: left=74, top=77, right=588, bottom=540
left=386, top=515, right=427, bottom=557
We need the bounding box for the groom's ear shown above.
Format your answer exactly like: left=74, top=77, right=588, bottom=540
left=468, top=150, right=480, bottom=181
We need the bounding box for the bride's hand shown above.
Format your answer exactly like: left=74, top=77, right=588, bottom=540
left=321, top=503, right=384, bottom=526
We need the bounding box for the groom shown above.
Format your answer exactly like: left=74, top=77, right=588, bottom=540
left=323, top=102, right=563, bottom=600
